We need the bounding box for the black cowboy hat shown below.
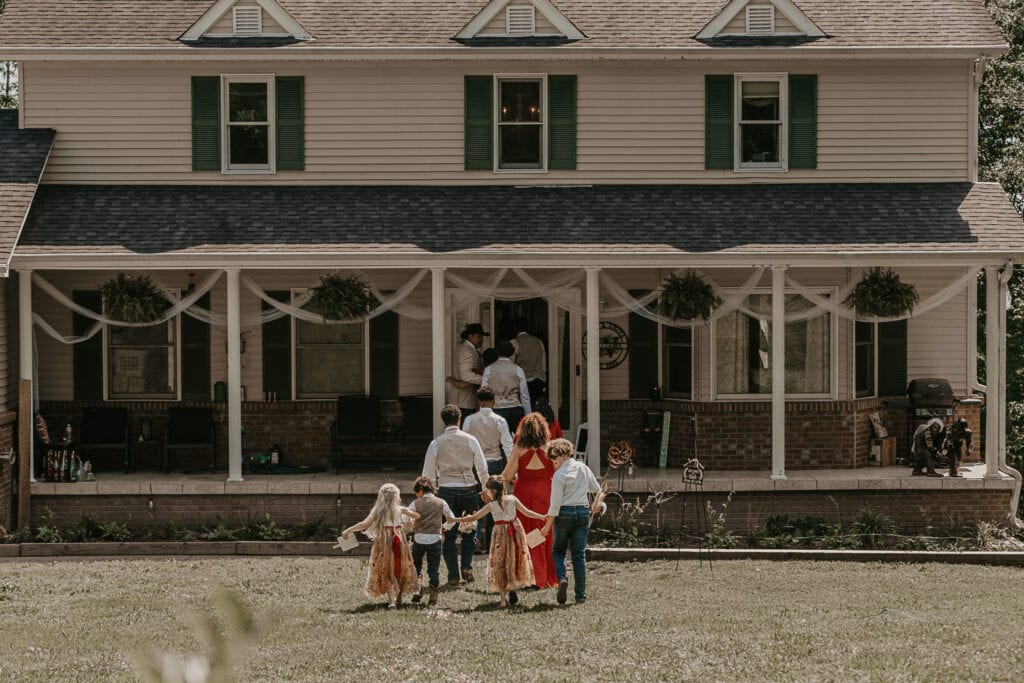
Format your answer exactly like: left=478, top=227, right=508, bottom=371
left=460, top=322, right=490, bottom=340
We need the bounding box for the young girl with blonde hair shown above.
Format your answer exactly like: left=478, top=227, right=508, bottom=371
left=340, top=483, right=420, bottom=608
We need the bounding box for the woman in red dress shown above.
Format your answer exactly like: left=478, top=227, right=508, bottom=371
left=502, top=412, right=558, bottom=590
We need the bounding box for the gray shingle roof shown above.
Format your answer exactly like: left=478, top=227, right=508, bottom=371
left=0, top=0, right=1007, bottom=50
left=14, top=182, right=1024, bottom=260
left=0, top=127, right=55, bottom=274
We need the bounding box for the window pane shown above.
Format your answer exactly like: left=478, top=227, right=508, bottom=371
left=664, top=326, right=692, bottom=344
left=297, top=347, right=363, bottom=397
left=228, top=82, right=268, bottom=122
left=500, top=81, right=541, bottom=122
left=855, top=321, right=875, bottom=396
left=740, top=124, right=779, bottom=163
left=109, top=347, right=175, bottom=397
left=664, top=346, right=692, bottom=397
left=110, top=320, right=173, bottom=346
left=855, top=321, right=873, bottom=343
left=297, top=320, right=364, bottom=345
left=499, top=125, right=542, bottom=168
left=741, top=82, right=779, bottom=120
left=716, top=294, right=830, bottom=395
left=229, top=125, right=269, bottom=165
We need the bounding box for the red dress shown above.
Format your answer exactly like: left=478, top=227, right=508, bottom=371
left=514, top=447, right=559, bottom=589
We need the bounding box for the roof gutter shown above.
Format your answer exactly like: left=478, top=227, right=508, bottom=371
left=0, top=44, right=1009, bottom=62
left=10, top=251, right=1023, bottom=271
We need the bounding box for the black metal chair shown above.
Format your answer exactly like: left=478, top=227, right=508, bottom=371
left=399, top=395, right=434, bottom=445
left=331, top=395, right=381, bottom=472
left=79, top=407, right=130, bottom=472
left=164, top=407, right=216, bottom=473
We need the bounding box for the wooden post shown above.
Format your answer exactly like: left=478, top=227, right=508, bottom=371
left=431, top=267, right=446, bottom=436
left=17, top=379, right=31, bottom=529
left=985, top=266, right=1000, bottom=477
left=226, top=268, right=243, bottom=482
left=771, top=265, right=787, bottom=480
left=585, top=267, right=601, bottom=473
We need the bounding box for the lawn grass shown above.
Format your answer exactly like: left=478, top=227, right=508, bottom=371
left=1, top=556, right=1023, bottom=681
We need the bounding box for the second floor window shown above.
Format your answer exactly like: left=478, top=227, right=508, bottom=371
left=497, top=76, right=546, bottom=170
left=736, top=74, right=786, bottom=170
left=223, top=75, right=275, bottom=172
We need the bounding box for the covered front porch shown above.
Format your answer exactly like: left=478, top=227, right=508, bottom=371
left=8, top=182, right=1024, bottom=527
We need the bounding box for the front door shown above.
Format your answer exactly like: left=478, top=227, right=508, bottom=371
left=446, top=289, right=581, bottom=434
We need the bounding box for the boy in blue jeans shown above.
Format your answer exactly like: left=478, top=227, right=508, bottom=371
left=407, top=476, right=457, bottom=606
left=540, top=438, right=601, bottom=605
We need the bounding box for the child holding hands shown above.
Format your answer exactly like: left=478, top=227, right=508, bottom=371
left=452, top=476, right=546, bottom=608
left=340, top=483, right=420, bottom=609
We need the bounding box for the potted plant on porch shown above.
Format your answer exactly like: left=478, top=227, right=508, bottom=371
left=307, top=273, right=376, bottom=322
left=657, top=271, right=722, bottom=321
left=99, top=272, right=169, bottom=323
left=844, top=267, right=919, bottom=318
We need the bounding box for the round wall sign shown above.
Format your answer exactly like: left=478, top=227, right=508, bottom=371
left=582, top=321, right=629, bottom=370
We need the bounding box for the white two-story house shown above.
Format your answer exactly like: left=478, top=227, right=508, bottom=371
left=0, top=0, right=1021, bottom=531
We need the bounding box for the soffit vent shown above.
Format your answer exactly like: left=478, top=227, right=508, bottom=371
left=745, top=5, right=776, bottom=34
left=233, top=6, right=263, bottom=35
left=507, top=6, right=536, bottom=35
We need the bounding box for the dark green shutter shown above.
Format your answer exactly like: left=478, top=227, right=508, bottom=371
left=261, top=291, right=292, bottom=401
left=369, top=311, right=399, bottom=400
left=73, top=291, right=103, bottom=401
left=181, top=294, right=211, bottom=401
left=276, top=76, right=305, bottom=171
left=705, top=75, right=734, bottom=170
left=788, top=75, right=817, bottom=169
left=464, top=75, right=493, bottom=170
left=548, top=75, right=577, bottom=170
left=628, top=290, right=659, bottom=399
left=877, top=320, right=908, bottom=397
left=191, top=76, right=220, bottom=171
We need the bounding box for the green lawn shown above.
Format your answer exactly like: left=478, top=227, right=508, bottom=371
left=1, top=556, right=1022, bottom=681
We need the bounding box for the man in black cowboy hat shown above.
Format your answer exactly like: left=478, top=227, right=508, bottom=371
left=446, top=322, right=489, bottom=424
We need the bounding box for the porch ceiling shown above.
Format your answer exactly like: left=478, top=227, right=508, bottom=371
left=12, top=182, right=1024, bottom=266
left=0, top=125, right=54, bottom=277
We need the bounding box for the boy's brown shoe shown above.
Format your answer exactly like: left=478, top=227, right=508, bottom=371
left=428, top=585, right=440, bottom=606
left=461, top=569, right=475, bottom=583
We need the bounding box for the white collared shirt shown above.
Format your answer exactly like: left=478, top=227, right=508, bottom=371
left=547, top=458, right=601, bottom=516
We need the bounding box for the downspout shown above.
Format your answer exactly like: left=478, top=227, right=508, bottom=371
left=997, top=262, right=1022, bottom=527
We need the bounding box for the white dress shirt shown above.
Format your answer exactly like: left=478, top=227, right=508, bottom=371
left=462, top=407, right=514, bottom=462
left=421, top=426, right=489, bottom=488
left=547, top=458, right=602, bottom=516
left=481, top=357, right=531, bottom=415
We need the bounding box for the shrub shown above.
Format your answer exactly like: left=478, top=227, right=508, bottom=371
left=99, top=522, right=131, bottom=542
left=35, top=526, right=64, bottom=544
left=853, top=510, right=895, bottom=548
left=202, top=518, right=237, bottom=542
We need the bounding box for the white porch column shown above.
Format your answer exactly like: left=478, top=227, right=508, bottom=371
left=226, top=268, right=243, bottom=482
left=431, top=267, right=446, bottom=436
left=771, top=265, right=787, bottom=480
left=997, top=264, right=1012, bottom=472
left=984, top=266, right=1001, bottom=477
left=18, top=270, right=34, bottom=482
left=585, top=267, right=601, bottom=472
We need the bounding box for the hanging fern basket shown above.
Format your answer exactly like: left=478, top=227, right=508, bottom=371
left=657, top=271, right=722, bottom=321
left=99, top=272, right=169, bottom=323
left=843, top=267, right=919, bottom=318
left=307, top=273, right=376, bottom=322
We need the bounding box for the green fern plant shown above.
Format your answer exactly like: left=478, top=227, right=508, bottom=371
left=306, top=273, right=376, bottom=322
left=99, top=272, right=169, bottom=323
left=844, top=267, right=919, bottom=318
left=658, top=271, right=722, bottom=321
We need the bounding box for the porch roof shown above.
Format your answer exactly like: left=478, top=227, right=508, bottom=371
left=0, top=124, right=55, bottom=277
left=12, top=182, right=1024, bottom=266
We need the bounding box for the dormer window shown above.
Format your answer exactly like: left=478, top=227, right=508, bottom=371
left=506, top=6, right=536, bottom=35
left=233, top=6, right=263, bottom=35
left=746, top=5, right=775, bottom=34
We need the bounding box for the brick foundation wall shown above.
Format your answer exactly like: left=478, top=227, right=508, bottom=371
left=605, top=489, right=1013, bottom=534
left=28, top=488, right=1012, bottom=535
left=0, top=411, right=14, bottom=530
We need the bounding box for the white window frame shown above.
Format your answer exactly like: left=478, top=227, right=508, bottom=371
left=734, top=72, right=788, bottom=172
left=290, top=288, right=371, bottom=399
left=494, top=73, right=548, bottom=174
left=659, top=322, right=695, bottom=400
left=710, top=287, right=839, bottom=401
left=854, top=320, right=877, bottom=399
left=103, top=290, right=182, bottom=401
left=221, top=74, right=276, bottom=175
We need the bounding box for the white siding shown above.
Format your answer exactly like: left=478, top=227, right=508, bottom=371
left=22, top=59, right=970, bottom=185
